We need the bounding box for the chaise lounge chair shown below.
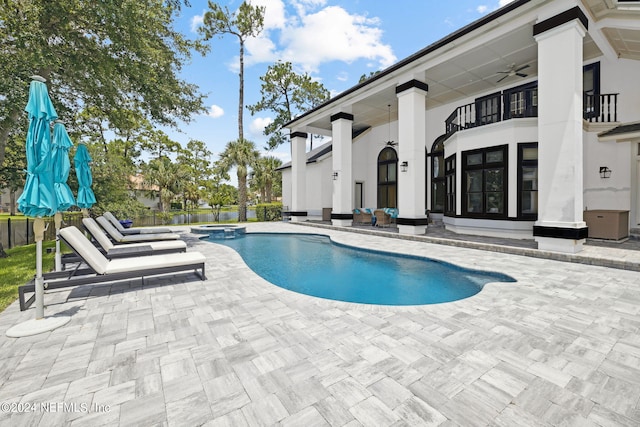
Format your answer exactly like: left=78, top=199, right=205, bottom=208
left=96, top=216, right=181, bottom=243
left=103, top=211, right=172, bottom=235
left=61, top=217, right=188, bottom=270
left=18, top=226, right=206, bottom=311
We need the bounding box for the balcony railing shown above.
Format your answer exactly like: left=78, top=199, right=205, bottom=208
left=584, top=93, right=618, bottom=123
left=445, top=88, right=619, bottom=136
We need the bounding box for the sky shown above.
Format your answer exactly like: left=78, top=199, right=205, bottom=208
left=165, top=0, right=515, bottom=166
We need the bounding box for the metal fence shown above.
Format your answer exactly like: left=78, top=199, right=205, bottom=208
left=0, top=209, right=260, bottom=249
left=0, top=215, right=84, bottom=249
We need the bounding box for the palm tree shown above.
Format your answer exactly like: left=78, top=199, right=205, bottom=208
left=218, top=139, right=259, bottom=222
left=252, top=156, right=282, bottom=203
left=142, top=156, right=188, bottom=212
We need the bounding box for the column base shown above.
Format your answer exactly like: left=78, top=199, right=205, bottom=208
left=331, top=213, right=353, bottom=227
left=398, top=224, right=427, bottom=235
left=290, top=216, right=307, bottom=222
left=332, top=219, right=353, bottom=227
left=533, top=221, right=588, bottom=253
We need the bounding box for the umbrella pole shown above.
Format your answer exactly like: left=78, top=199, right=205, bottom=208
left=54, top=212, right=62, bottom=272
left=34, top=218, right=45, bottom=320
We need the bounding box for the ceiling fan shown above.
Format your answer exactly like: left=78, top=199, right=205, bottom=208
left=496, top=63, right=530, bottom=83
left=384, top=104, right=397, bottom=146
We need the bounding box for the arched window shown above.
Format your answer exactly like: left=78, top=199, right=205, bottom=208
left=431, top=136, right=446, bottom=213
left=377, top=147, right=397, bottom=208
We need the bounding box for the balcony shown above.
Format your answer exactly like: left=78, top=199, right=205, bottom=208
left=444, top=82, right=618, bottom=136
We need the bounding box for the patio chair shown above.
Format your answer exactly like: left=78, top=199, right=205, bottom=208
left=103, top=211, right=172, bottom=235
left=374, top=209, right=392, bottom=227
left=96, top=216, right=181, bottom=243
left=18, top=226, right=206, bottom=311
left=352, top=208, right=373, bottom=225
left=61, top=217, right=189, bottom=270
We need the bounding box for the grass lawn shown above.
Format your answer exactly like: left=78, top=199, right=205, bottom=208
left=0, top=240, right=55, bottom=313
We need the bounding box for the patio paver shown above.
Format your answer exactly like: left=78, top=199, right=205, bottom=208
left=0, top=222, right=639, bottom=426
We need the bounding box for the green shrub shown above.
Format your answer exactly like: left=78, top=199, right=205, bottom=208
left=255, top=203, right=282, bottom=222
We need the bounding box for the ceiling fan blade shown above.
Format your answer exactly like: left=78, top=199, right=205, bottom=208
left=497, top=74, right=509, bottom=83
left=516, top=73, right=528, bottom=78
left=515, top=64, right=530, bottom=72
left=497, top=71, right=510, bottom=74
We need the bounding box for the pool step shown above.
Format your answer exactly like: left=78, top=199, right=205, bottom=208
left=224, top=228, right=235, bottom=239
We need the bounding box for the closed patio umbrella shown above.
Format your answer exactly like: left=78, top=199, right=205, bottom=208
left=8, top=76, right=71, bottom=336
left=74, top=142, right=95, bottom=218
left=52, top=121, right=76, bottom=271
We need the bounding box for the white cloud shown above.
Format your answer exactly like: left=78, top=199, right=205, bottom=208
left=206, top=105, right=224, bottom=118
left=251, top=0, right=287, bottom=29
left=277, top=6, right=396, bottom=73
left=477, top=5, right=488, bottom=13
left=190, top=12, right=204, bottom=33
left=336, top=71, right=349, bottom=82
left=250, top=117, right=273, bottom=135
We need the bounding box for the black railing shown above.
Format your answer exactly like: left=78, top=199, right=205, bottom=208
left=445, top=88, right=619, bottom=137
left=584, top=93, right=618, bottom=123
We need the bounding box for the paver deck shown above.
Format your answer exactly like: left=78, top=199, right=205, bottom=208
left=0, top=222, right=639, bottom=426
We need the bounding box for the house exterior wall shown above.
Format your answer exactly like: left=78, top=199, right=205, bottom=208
left=284, top=0, right=640, bottom=248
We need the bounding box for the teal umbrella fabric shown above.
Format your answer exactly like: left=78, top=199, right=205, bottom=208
left=52, top=122, right=76, bottom=211
left=17, top=78, right=58, bottom=217
left=74, top=143, right=96, bottom=209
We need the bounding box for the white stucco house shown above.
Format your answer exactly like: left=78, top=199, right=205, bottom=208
left=280, top=0, right=640, bottom=253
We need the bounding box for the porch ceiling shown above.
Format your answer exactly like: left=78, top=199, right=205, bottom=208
left=602, top=27, right=640, bottom=59
left=304, top=22, right=602, bottom=136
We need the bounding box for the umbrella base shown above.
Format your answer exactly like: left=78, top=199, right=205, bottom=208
left=6, top=316, right=71, bottom=338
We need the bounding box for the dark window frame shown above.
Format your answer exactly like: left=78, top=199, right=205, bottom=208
left=475, top=92, right=501, bottom=126
left=445, top=154, right=456, bottom=217
left=517, top=142, right=538, bottom=220
left=377, top=147, right=398, bottom=208
left=583, top=62, right=601, bottom=120
left=503, top=81, right=538, bottom=120
left=430, top=138, right=445, bottom=213
left=461, top=145, right=508, bottom=219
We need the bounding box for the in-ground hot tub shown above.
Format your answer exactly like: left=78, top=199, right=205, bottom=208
left=191, top=224, right=246, bottom=239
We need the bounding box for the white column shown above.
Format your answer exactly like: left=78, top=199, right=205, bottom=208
left=290, top=131, right=308, bottom=222
left=331, top=112, right=354, bottom=226
left=533, top=8, right=588, bottom=253
left=396, top=80, right=429, bottom=235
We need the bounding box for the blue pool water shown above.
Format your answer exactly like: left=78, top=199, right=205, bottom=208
left=211, top=233, right=516, bottom=306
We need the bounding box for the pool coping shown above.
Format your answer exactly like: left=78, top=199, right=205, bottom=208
left=290, top=221, right=640, bottom=272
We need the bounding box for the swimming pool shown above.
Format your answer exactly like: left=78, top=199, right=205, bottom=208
left=211, top=233, right=516, bottom=305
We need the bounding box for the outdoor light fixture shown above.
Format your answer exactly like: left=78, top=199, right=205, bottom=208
left=400, top=161, right=408, bottom=172
left=332, top=171, right=339, bottom=180
left=599, top=166, right=611, bottom=178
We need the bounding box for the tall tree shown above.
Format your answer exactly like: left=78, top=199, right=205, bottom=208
left=0, top=0, right=206, bottom=170
left=142, top=156, right=188, bottom=213
left=0, top=133, right=27, bottom=216
left=251, top=156, right=282, bottom=203
left=248, top=61, right=330, bottom=149
left=176, top=139, right=213, bottom=209
left=218, top=139, right=259, bottom=222
left=198, top=1, right=265, bottom=142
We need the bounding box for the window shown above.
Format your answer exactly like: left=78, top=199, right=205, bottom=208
left=430, top=137, right=445, bottom=213
left=475, top=92, right=501, bottom=126
left=445, top=154, right=456, bottom=216
left=462, top=145, right=507, bottom=218
left=377, top=147, right=397, bottom=208
left=518, top=143, right=538, bottom=219
left=503, top=82, right=538, bottom=119
left=583, top=62, right=600, bottom=119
